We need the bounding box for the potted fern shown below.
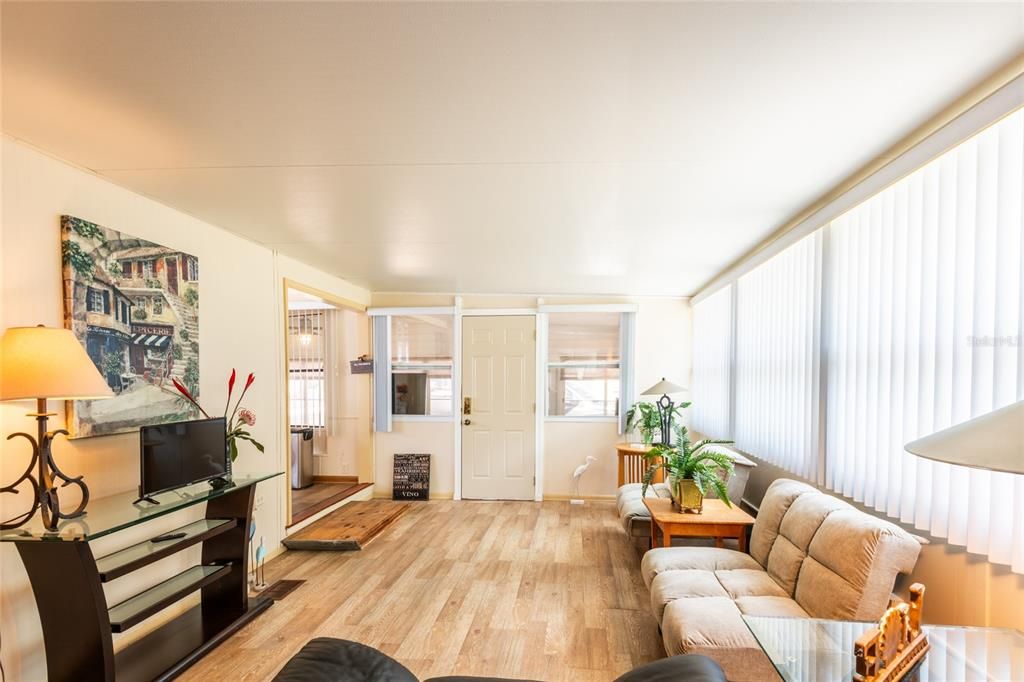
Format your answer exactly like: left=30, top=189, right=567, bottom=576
left=642, top=423, right=735, bottom=513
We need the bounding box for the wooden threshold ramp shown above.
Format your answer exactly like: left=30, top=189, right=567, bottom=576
left=282, top=500, right=411, bottom=551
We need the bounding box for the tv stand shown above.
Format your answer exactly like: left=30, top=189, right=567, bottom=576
left=208, top=476, right=232, bottom=490
left=132, top=494, right=161, bottom=505
left=1, top=472, right=282, bottom=682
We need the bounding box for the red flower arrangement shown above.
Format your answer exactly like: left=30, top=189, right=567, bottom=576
left=172, top=369, right=264, bottom=462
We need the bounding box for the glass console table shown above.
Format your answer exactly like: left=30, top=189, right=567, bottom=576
left=744, top=614, right=1024, bottom=682
left=1, top=473, right=282, bottom=682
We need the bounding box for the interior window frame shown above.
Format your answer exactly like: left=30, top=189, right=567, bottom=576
left=389, top=314, right=456, bottom=421
left=544, top=312, right=622, bottom=422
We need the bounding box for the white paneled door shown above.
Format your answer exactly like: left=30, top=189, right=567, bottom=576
left=461, top=315, right=536, bottom=500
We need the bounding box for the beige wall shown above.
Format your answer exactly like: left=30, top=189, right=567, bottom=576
left=0, top=138, right=371, bottom=680
left=368, top=293, right=691, bottom=500
left=324, top=309, right=372, bottom=478
left=373, top=420, right=455, bottom=498
left=544, top=420, right=619, bottom=498
left=742, top=457, right=1024, bottom=630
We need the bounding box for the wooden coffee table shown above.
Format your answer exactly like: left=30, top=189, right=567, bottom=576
left=643, top=496, right=756, bottom=552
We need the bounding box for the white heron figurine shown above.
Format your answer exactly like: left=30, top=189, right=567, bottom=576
left=571, top=455, right=597, bottom=504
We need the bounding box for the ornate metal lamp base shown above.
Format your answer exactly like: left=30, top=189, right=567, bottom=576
left=1, top=399, right=89, bottom=531
left=656, top=393, right=675, bottom=446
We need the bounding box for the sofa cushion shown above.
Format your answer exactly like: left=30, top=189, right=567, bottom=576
left=617, top=483, right=671, bottom=537
left=649, top=570, right=730, bottom=621
left=796, top=508, right=921, bottom=620
left=765, top=493, right=850, bottom=594
left=732, top=595, right=809, bottom=618
left=641, top=547, right=761, bottom=588
left=660, top=597, right=782, bottom=682
left=748, top=479, right=814, bottom=568
left=714, top=569, right=788, bottom=600
left=648, top=557, right=792, bottom=623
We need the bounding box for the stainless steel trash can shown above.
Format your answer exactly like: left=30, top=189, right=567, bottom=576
left=290, top=427, right=314, bottom=489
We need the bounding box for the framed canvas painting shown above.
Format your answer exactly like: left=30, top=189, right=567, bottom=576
left=61, top=215, right=200, bottom=438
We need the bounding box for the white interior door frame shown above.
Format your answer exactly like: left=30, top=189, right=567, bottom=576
left=454, top=299, right=543, bottom=501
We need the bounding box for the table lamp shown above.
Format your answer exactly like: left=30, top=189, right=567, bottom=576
left=641, top=377, right=688, bottom=446
left=905, top=400, right=1024, bottom=475
left=0, top=325, right=113, bottom=531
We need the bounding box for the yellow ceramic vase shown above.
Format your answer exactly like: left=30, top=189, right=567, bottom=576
left=673, top=478, right=704, bottom=514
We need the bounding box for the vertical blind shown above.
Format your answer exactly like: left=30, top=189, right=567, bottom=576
left=826, top=108, right=1024, bottom=571
left=734, top=232, right=822, bottom=481
left=691, top=284, right=733, bottom=440
left=692, top=108, right=1024, bottom=572
left=618, top=312, right=637, bottom=434
left=372, top=315, right=392, bottom=433
left=288, top=310, right=328, bottom=454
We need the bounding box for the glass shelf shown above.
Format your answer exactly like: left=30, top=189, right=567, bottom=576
left=95, top=518, right=236, bottom=582
left=744, top=614, right=1024, bottom=682
left=0, top=472, right=282, bottom=542
left=108, top=564, right=230, bottom=632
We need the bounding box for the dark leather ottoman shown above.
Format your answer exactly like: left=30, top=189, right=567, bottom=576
left=273, top=638, right=419, bottom=682
left=611, top=654, right=726, bottom=682
left=274, top=637, right=727, bottom=682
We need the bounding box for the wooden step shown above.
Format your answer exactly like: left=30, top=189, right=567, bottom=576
left=282, top=500, right=412, bottom=551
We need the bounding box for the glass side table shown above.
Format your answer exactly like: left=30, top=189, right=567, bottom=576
left=743, top=614, right=1024, bottom=681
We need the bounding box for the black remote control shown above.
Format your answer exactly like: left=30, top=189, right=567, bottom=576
left=151, top=532, right=187, bottom=542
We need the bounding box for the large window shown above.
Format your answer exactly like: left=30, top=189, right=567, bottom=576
left=288, top=311, right=325, bottom=428
left=391, top=315, right=454, bottom=417
left=691, top=285, right=733, bottom=440
left=734, top=232, right=821, bottom=482
left=547, top=312, right=621, bottom=417
left=824, top=108, right=1024, bottom=568
left=691, top=108, right=1024, bottom=573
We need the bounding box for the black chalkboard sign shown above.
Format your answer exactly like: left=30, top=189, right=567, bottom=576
left=393, top=453, right=430, bottom=501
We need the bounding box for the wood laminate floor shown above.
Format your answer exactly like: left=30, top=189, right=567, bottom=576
left=182, top=500, right=664, bottom=681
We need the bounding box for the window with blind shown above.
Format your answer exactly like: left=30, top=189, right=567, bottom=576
left=825, top=108, right=1024, bottom=571
left=690, top=107, right=1024, bottom=573
left=288, top=310, right=326, bottom=428
left=734, top=232, right=822, bottom=481
left=391, top=315, right=454, bottom=417
left=547, top=312, right=621, bottom=418
left=691, top=284, right=733, bottom=440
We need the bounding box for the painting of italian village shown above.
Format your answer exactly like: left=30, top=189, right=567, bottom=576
left=61, top=215, right=200, bottom=438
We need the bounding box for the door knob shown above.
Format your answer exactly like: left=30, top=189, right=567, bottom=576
left=463, top=419, right=471, bottom=426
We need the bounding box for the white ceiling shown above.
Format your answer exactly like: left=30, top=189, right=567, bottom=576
left=3, top=2, right=1022, bottom=296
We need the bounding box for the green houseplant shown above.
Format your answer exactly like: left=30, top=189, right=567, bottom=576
left=625, top=400, right=688, bottom=445
left=641, top=423, right=735, bottom=513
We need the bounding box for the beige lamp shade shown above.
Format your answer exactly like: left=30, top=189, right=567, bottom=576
left=0, top=326, right=114, bottom=401
left=641, top=378, right=688, bottom=396
left=905, top=401, right=1024, bottom=475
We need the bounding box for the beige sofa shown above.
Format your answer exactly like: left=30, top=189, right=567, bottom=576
left=640, top=479, right=923, bottom=681
left=617, top=448, right=756, bottom=540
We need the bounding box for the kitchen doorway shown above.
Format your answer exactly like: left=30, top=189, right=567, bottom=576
left=284, top=282, right=372, bottom=527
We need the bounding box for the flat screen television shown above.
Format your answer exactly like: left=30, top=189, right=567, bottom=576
left=139, top=417, right=228, bottom=497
